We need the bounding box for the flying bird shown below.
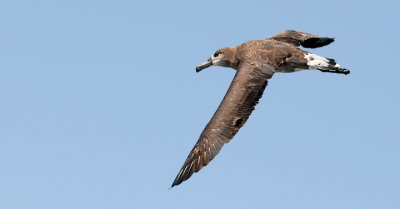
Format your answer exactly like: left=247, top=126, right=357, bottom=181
left=172, top=30, right=349, bottom=187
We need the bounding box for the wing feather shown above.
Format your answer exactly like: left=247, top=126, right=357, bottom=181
left=268, top=30, right=334, bottom=48
left=171, top=61, right=275, bottom=187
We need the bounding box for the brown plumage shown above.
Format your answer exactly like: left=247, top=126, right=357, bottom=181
left=171, top=30, right=349, bottom=187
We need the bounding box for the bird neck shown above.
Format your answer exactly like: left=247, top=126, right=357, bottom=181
left=225, top=47, right=239, bottom=69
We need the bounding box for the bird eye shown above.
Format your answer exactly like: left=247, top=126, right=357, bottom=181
left=213, top=52, right=221, bottom=57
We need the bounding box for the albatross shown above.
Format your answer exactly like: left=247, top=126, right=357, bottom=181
left=172, top=30, right=349, bottom=187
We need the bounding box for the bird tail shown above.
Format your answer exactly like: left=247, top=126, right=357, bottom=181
left=305, top=53, right=350, bottom=75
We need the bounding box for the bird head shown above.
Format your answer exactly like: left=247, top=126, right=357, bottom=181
left=196, top=48, right=237, bottom=72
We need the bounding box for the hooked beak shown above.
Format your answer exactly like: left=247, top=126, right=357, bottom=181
left=196, top=58, right=213, bottom=72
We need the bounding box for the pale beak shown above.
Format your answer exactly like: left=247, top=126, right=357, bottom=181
left=196, top=58, right=213, bottom=72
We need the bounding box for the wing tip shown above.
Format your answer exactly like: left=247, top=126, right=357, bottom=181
left=170, top=181, right=179, bottom=188
left=171, top=171, right=184, bottom=187
left=171, top=162, right=194, bottom=187
left=171, top=170, right=191, bottom=188
left=301, top=37, right=335, bottom=48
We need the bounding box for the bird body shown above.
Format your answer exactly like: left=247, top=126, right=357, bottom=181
left=172, top=30, right=349, bottom=187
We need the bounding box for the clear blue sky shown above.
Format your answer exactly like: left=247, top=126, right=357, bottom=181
left=1, top=1, right=399, bottom=209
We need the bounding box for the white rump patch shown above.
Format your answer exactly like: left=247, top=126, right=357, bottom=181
left=304, top=53, right=330, bottom=69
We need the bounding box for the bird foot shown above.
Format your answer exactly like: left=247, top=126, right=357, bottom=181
left=319, top=68, right=350, bottom=75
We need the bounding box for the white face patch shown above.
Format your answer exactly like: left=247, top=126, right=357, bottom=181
left=211, top=53, right=224, bottom=66
left=304, top=53, right=330, bottom=69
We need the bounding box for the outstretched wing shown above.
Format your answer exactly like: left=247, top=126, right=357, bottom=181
left=268, top=30, right=334, bottom=48
left=171, top=61, right=276, bottom=187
